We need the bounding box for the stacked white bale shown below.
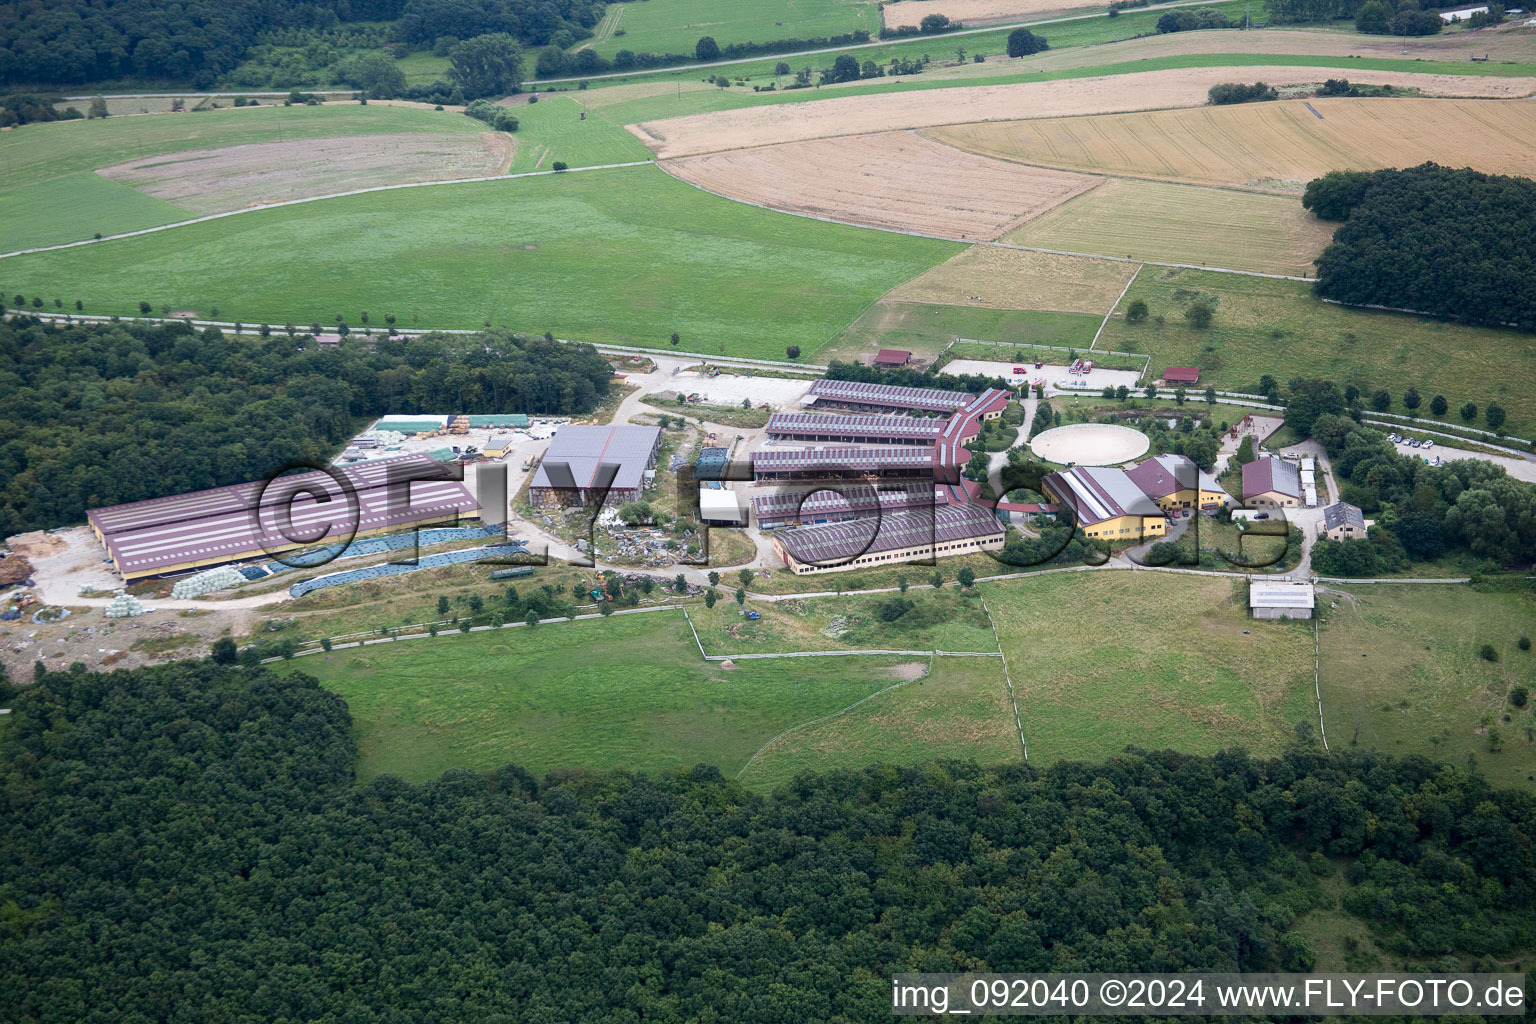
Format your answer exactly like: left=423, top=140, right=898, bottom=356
left=104, top=592, right=146, bottom=618
left=171, top=565, right=245, bottom=599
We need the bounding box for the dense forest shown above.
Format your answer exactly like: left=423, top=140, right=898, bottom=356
left=0, top=662, right=1533, bottom=1021
left=0, top=318, right=612, bottom=534
left=1307, top=164, right=1536, bottom=332
left=0, top=0, right=597, bottom=88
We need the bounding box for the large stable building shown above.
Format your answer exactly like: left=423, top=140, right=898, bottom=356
left=772, top=502, right=1006, bottom=575
left=87, top=453, right=480, bottom=582
left=529, top=424, right=662, bottom=508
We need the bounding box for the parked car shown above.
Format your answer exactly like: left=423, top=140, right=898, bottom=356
left=1423, top=440, right=1434, bottom=449
left=1389, top=433, right=1402, bottom=443
left=1411, top=439, right=1423, bottom=448
left=1254, top=512, right=1270, bottom=520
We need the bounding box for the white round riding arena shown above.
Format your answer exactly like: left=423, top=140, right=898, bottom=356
left=1029, top=423, right=1150, bottom=466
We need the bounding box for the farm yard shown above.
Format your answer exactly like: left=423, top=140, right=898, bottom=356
left=1004, top=178, right=1335, bottom=276
left=882, top=0, right=1097, bottom=28
left=928, top=97, right=1536, bottom=191
left=885, top=245, right=1138, bottom=314
left=97, top=133, right=514, bottom=215
left=1317, top=585, right=1536, bottom=791
left=0, top=163, right=960, bottom=360
left=578, top=0, right=881, bottom=59
left=1099, top=267, right=1536, bottom=439
left=662, top=131, right=1097, bottom=239
left=627, top=66, right=1536, bottom=158
left=982, top=572, right=1318, bottom=765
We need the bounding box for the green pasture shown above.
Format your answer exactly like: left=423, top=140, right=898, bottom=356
left=281, top=611, right=931, bottom=783
left=982, top=571, right=1318, bottom=763
left=580, top=0, right=882, bottom=59
left=737, top=655, right=1021, bottom=790
left=0, top=163, right=959, bottom=358
left=1099, top=268, right=1536, bottom=440
left=1317, top=583, right=1536, bottom=791
left=505, top=95, right=653, bottom=171
left=0, top=103, right=490, bottom=250
left=824, top=300, right=1101, bottom=363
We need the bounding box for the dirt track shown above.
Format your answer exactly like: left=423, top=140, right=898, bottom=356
left=629, top=66, right=1536, bottom=158
left=663, top=131, right=1096, bottom=239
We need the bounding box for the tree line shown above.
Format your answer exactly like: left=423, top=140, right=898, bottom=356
left=1, top=660, right=1532, bottom=1021
left=1307, top=163, right=1536, bottom=332
left=0, top=317, right=612, bottom=535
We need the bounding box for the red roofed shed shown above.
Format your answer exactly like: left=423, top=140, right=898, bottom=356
left=1163, top=367, right=1200, bottom=384
left=873, top=348, right=911, bottom=367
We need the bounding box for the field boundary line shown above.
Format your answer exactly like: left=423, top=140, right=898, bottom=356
left=979, top=594, right=1027, bottom=762
left=682, top=605, right=1000, bottom=661
left=656, top=162, right=1315, bottom=281
left=1312, top=613, right=1329, bottom=751
left=733, top=652, right=936, bottom=781
left=1089, top=261, right=1141, bottom=352
left=0, top=160, right=656, bottom=261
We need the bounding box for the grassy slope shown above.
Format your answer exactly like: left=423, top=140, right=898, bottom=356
left=737, top=655, right=1021, bottom=790
left=505, top=95, right=654, bottom=171
left=824, top=300, right=1101, bottom=362
left=581, top=0, right=882, bottom=58
left=0, top=104, right=490, bottom=250
left=1099, top=267, right=1536, bottom=439
left=983, top=571, right=1318, bottom=763
left=0, top=163, right=959, bottom=358
left=1318, top=584, right=1536, bottom=791
left=282, top=612, right=927, bottom=782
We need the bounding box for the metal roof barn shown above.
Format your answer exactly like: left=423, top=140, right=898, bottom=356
left=766, top=413, right=946, bottom=444
left=807, top=378, right=973, bottom=413
left=87, top=453, right=479, bottom=580
left=752, top=446, right=936, bottom=476
left=530, top=424, right=662, bottom=494
left=774, top=502, right=1002, bottom=565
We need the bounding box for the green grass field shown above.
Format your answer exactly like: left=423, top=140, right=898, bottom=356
left=581, top=0, right=881, bottom=59
left=737, top=655, right=1021, bottom=790
left=280, top=611, right=937, bottom=783
left=505, top=95, right=653, bottom=171
left=688, top=585, right=1001, bottom=655
left=0, top=104, right=491, bottom=250
left=823, top=299, right=1101, bottom=362
left=982, top=571, right=1318, bottom=763
left=1006, top=179, right=1334, bottom=277
left=0, top=162, right=959, bottom=358
left=1098, top=268, right=1536, bottom=440
left=1318, top=584, right=1536, bottom=791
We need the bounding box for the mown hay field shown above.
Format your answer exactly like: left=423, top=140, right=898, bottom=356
left=628, top=66, right=1536, bottom=158
left=580, top=0, right=880, bottom=58
left=99, top=133, right=513, bottom=215
left=824, top=299, right=1102, bottom=362
left=1005, top=178, right=1335, bottom=276
left=663, top=131, right=1096, bottom=239
left=928, top=97, right=1536, bottom=190
left=982, top=571, right=1318, bottom=764
left=882, top=0, right=1095, bottom=28
left=885, top=244, right=1139, bottom=314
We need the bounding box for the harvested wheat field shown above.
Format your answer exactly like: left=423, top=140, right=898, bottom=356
left=630, top=67, right=1536, bottom=159
left=886, top=244, right=1137, bottom=313
left=929, top=97, right=1536, bottom=190
left=882, top=0, right=1093, bottom=28
left=97, top=133, right=513, bottom=214
left=1006, top=178, right=1335, bottom=276
left=663, top=131, right=1096, bottom=239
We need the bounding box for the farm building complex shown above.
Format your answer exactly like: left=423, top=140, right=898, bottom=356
left=86, top=453, right=480, bottom=582
left=1243, top=456, right=1303, bottom=508
left=529, top=425, right=662, bottom=508
left=1043, top=454, right=1228, bottom=541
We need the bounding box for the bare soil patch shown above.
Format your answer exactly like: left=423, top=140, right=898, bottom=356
left=882, top=0, right=1094, bottom=28
left=886, top=244, right=1137, bottom=313
left=929, top=97, right=1536, bottom=190
left=97, top=132, right=513, bottom=214
left=663, top=131, right=1096, bottom=239
left=629, top=67, right=1536, bottom=158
